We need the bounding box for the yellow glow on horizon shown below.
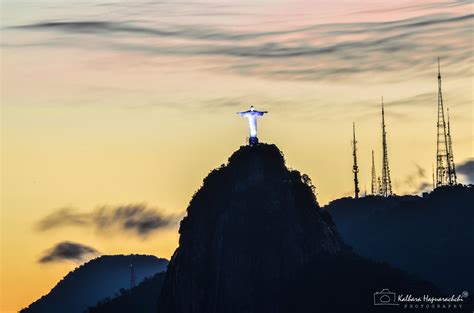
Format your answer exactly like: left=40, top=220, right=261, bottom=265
left=1, top=1, right=473, bottom=311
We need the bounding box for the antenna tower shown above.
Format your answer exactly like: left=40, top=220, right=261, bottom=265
left=381, top=97, right=392, bottom=196
left=371, top=150, right=377, bottom=195
left=352, top=122, right=360, bottom=199
left=435, top=58, right=451, bottom=187
left=432, top=164, right=435, bottom=190
left=130, top=263, right=136, bottom=289
left=446, top=108, right=457, bottom=185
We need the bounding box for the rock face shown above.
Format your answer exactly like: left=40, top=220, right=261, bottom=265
left=157, top=144, right=443, bottom=313
left=157, top=144, right=347, bottom=313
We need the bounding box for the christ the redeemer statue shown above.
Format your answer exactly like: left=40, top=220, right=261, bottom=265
left=237, top=105, right=268, bottom=145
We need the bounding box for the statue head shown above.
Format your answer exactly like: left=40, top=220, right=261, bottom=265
left=250, top=105, right=255, bottom=112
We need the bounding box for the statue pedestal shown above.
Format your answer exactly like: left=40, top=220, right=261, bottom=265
left=249, top=137, right=259, bottom=146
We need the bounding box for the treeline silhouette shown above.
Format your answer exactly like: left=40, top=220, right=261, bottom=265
left=87, top=272, right=166, bottom=313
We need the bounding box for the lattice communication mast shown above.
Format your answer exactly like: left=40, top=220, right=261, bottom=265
left=352, top=122, right=360, bottom=199
left=435, top=58, right=453, bottom=187
left=381, top=98, right=392, bottom=196
left=432, top=164, right=435, bottom=189
left=446, top=108, right=457, bottom=185
left=371, top=150, right=377, bottom=195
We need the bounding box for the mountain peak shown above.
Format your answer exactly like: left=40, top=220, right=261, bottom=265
left=157, top=144, right=440, bottom=313
left=227, top=143, right=286, bottom=170
left=159, top=144, right=347, bottom=312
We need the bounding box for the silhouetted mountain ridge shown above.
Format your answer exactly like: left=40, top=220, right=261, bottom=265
left=21, top=254, right=168, bottom=313
left=325, top=185, right=474, bottom=293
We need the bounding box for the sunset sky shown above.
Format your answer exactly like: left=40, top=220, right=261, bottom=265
left=1, top=0, right=473, bottom=311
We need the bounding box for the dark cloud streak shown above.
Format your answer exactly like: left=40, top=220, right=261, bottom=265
left=13, top=21, right=295, bottom=41
left=7, top=9, right=474, bottom=81
left=37, top=204, right=177, bottom=238
left=457, top=159, right=474, bottom=183
left=37, top=207, right=88, bottom=230
left=39, top=241, right=99, bottom=264
left=12, top=13, right=473, bottom=41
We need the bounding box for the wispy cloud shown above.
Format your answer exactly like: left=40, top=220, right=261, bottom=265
left=394, top=163, right=431, bottom=193
left=37, top=204, right=178, bottom=238
left=12, top=13, right=473, bottom=43
left=457, top=159, right=474, bottom=183
left=13, top=21, right=290, bottom=41
left=39, top=241, right=99, bottom=264
left=357, top=1, right=474, bottom=16
left=416, top=181, right=432, bottom=193
left=384, top=92, right=436, bottom=108
left=7, top=8, right=473, bottom=82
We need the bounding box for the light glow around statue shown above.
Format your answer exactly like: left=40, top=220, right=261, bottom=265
left=237, top=106, right=268, bottom=145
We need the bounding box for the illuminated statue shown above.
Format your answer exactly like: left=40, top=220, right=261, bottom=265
left=237, top=105, right=268, bottom=145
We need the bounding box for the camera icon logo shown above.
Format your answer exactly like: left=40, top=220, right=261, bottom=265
left=374, top=289, right=399, bottom=306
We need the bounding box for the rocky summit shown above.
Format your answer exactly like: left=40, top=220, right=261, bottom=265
left=157, top=144, right=346, bottom=312
left=157, top=144, right=439, bottom=313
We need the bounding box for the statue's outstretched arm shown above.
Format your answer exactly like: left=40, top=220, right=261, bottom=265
left=237, top=111, right=251, bottom=117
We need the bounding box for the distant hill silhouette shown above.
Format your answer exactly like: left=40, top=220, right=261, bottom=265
left=325, top=185, right=474, bottom=294
left=21, top=254, right=168, bottom=313
left=87, top=272, right=166, bottom=313
left=157, top=144, right=443, bottom=313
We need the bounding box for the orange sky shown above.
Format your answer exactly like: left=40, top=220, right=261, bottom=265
left=1, top=0, right=473, bottom=311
